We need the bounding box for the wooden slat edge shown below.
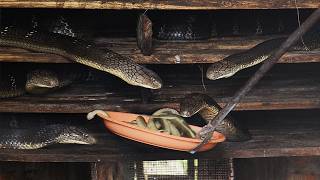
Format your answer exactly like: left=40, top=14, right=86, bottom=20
left=0, top=1, right=318, bottom=10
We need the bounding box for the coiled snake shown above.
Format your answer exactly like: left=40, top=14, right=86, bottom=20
left=180, top=93, right=250, bottom=141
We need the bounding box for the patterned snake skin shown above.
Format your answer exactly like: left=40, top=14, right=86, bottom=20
left=180, top=93, right=250, bottom=141
left=0, top=26, right=162, bottom=89
left=0, top=124, right=96, bottom=149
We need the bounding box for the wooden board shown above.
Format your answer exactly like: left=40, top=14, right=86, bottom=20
left=0, top=63, right=319, bottom=113
left=0, top=36, right=319, bottom=64
left=235, top=157, right=320, bottom=180
left=0, top=162, right=90, bottom=180
left=0, top=0, right=318, bottom=9
left=0, top=109, right=319, bottom=162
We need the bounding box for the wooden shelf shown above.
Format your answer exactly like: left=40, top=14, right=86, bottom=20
left=0, top=109, right=318, bottom=162
left=1, top=63, right=319, bottom=113
left=0, top=0, right=318, bottom=10
left=1, top=36, right=319, bottom=64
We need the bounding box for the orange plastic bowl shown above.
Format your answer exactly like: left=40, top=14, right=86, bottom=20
left=92, top=111, right=225, bottom=152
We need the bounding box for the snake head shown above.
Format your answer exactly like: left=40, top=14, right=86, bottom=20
left=206, top=61, right=238, bottom=80
left=132, top=66, right=163, bottom=89
left=179, top=93, right=210, bottom=117
left=59, top=126, right=96, bottom=145
left=25, top=70, right=60, bottom=94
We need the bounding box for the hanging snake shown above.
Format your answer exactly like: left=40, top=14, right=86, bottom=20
left=0, top=124, right=96, bottom=149
left=206, top=26, right=320, bottom=80
left=0, top=26, right=162, bottom=89
left=179, top=93, right=250, bottom=141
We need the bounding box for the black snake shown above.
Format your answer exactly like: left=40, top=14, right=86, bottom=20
left=0, top=26, right=162, bottom=90
left=0, top=124, right=96, bottom=149
left=206, top=26, right=320, bottom=80
left=153, top=12, right=320, bottom=80
left=0, top=66, right=92, bottom=98
left=153, top=12, right=212, bottom=41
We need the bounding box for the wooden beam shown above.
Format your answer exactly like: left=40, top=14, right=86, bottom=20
left=235, top=157, right=320, bottom=180
left=0, top=63, right=319, bottom=113
left=0, top=0, right=318, bottom=10
left=0, top=36, right=319, bottom=64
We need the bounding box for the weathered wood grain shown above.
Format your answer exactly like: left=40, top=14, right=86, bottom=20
left=0, top=162, right=90, bottom=180
left=235, top=157, right=320, bottom=180
left=0, top=36, right=319, bottom=64
left=0, top=0, right=318, bottom=9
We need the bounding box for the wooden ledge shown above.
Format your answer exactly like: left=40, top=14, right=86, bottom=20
left=0, top=0, right=318, bottom=10
left=0, top=36, right=319, bottom=64
left=0, top=63, right=319, bottom=113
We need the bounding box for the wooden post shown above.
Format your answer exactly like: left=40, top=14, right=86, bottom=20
left=91, top=162, right=114, bottom=180
left=91, top=162, right=124, bottom=180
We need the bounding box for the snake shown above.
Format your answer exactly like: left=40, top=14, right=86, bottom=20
left=206, top=26, right=320, bottom=80
left=0, top=67, right=91, bottom=98
left=0, top=26, right=162, bottom=89
left=179, top=93, right=251, bottom=141
left=153, top=12, right=212, bottom=41
left=0, top=72, right=26, bottom=98
left=0, top=124, right=96, bottom=149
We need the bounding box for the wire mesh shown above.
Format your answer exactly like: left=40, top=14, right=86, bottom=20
left=123, top=159, right=233, bottom=180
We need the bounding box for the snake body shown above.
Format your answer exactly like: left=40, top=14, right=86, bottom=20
left=0, top=67, right=90, bottom=98
left=0, top=124, right=96, bottom=149
left=25, top=68, right=92, bottom=95
left=154, top=12, right=212, bottom=41
left=179, top=93, right=250, bottom=141
left=206, top=27, right=320, bottom=80
left=0, top=26, right=162, bottom=89
left=0, top=70, right=27, bottom=98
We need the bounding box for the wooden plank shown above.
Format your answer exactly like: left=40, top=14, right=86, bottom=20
left=234, top=157, right=320, bottom=180
left=0, top=63, right=319, bottom=113
left=0, top=110, right=318, bottom=162
left=0, top=0, right=318, bottom=9
left=234, top=157, right=289, bottom=180
left=0, top=36, right=319, bottom=64
left=0, top=162, right=90, bottom=180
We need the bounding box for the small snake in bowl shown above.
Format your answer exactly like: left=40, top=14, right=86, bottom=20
left=179, top=93, right=250, bottom=141
left=0, top=124, right=96, bottom=149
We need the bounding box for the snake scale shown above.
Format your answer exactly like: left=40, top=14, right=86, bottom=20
left=0, top=26, right=162, bottom=89
left=206, top=26, right=320, bottom=80
left=0, top=66, right=92, bottom=98
left=154, top=12, right=212, bottom=41
left=180, top=93, right=250, bottom=141
left=153, top=12, right=320, bottom=80
left=0, top=124, right=96, bottom=149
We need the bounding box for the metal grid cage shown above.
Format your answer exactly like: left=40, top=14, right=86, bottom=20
left=123, top=159, right=234, bottom=180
